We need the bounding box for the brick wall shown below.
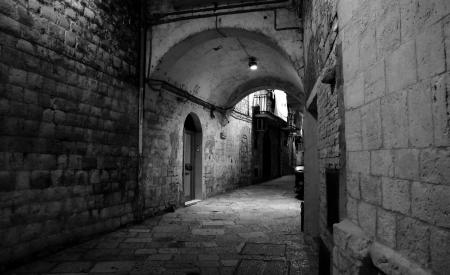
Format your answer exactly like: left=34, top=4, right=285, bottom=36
left=143, top=85, right=252, bottom=215
left=336, top=0, right=450, bottom=273
left=0, top=0, right=139, bottom=269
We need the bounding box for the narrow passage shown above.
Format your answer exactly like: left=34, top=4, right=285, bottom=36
left=10, top=176, right=316, bottom=275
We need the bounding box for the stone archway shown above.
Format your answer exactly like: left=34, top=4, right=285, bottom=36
left=149, top=27, right=305, bottom=110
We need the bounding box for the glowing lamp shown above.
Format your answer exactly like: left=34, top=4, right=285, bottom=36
left=248, top=57, right=258, bottom=70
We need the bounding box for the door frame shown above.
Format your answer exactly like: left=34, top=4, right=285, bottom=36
left=182, top=113, right=203, bottom=201
left=183, top=129, right=195, bottom=200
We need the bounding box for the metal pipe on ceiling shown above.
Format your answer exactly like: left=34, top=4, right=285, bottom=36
left=150, top=6, right=285, bottom=25
left=136, top=0, right=147, bottom=222
left=150, top=7, right=301, bottom=32
left=154, top=0, right=289, bottom=18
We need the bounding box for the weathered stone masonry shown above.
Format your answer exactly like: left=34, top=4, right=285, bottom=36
left=337, top=0, right=450, bottom=273
left=0, top=0, right=139, bottom=268
left=142, top=84, right=252, bottom=215
left=303, top=0, right=342, bottom=258
left=303, top=0, right=450, bottom=274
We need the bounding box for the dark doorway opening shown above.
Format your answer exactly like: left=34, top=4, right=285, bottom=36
left=183, top=113, right=202, bottom=202
left=319, top=239, right=331, bottom=275
left=326, top=169, right=340, bottom=232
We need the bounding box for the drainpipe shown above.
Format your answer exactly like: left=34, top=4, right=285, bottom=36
left=136, top=0, right=146, bottom=222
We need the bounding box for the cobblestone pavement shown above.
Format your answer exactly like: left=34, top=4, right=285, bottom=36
left=9, top=175, right=317, bottom=275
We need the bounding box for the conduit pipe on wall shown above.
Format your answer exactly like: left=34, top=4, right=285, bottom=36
left=136, top=0, right=146, bottom=222
left=147, top=79, right=229, bottom=114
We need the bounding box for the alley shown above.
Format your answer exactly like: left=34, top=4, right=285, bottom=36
left=9, top=176, right=315, bottom=275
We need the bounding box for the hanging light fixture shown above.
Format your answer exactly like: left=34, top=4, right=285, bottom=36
left=248, top=57, right=258, bottom=71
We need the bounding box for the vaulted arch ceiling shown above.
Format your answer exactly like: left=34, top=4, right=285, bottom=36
left=150, top=28, right=304, bottom=109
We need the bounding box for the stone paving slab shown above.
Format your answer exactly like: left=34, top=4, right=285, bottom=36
left=7, top=176, right=317, bottom=275
left=241, top=243, right=286, bottom=256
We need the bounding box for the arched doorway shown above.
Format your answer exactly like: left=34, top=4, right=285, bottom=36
left=183, top=113, right=202, bottom=202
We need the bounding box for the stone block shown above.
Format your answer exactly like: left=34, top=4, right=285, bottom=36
left=0, top=98, right=9, bottom=115
left=16, top=170, right=30, bottom=190
left=419, top=149, right=450, bottom=184
left=376, top=208, right=396, bottom=247
left=17, top=5, right=33, bottom=27
left=446, top=19, right=450, bottom=73
left=347, top=151, right=370, bottom=174
left=338, top=0, right=359, bottom=27
left=400, top=0, right=449, bottom=42
left=90, top=261, right=136, bottom=273
left=65, top=31, right=76, bottom=47
left=0, top=0, right=15, bottom=17
left=84, top=8, right=95, bottom=20
left=361, top=100, right=382, bottom=150
left=416, top=23, right=446, bottom=80
left=28, top=0, right=40, bottom=13
left=431, top=73, right=449, bottom=146
left=0, top=14, right=21, bottom=37
left=344, top=109, right=362, bottom=151
left=376, top=0, right=401, bottom=57
left=363, top=60, right=385, bottom=103
left=0, top=171, right=15, bottom=191
left=23, top=89, right=38, bottom=104
left=347, top=196, right=358, bottom=224
left=51, top=261, right=93, bottom=273
left=65, top=8, right=77, bottom=20
left=342, top=25, right=360, bottom=81
left=394, top=149, right=419, bottom=180
left=370, top=241, right=430, bottom=275
left=397, top=216, right=430, bottom=267
left=411, top=182, right=450, bottom=227
left=381, top=90, right=408, bottom=148
left=347, top=173, right=360, bottom=199
left=382, top=177, right=410, bottom=215
left=51, top=170, right=63, bottom=186
left=370, top=150, right=394, bottom=177
left=40, top=5, right=57, bottom=23
left=24, top=153, right=56, bottom=170
left=333, top=219, right=372, bottom=260
left=344, top=73, right=364, bottom=109
left=360, top=175, right=381, bottom=205
left=9, top=68, right=28, bottom=88
left=359, top=25, right=377, bottom=70
left=430, top=227, right=450, bottom=273
left=30, top=170, right=52, bottom=189
left=407, top=81, right=433, bottom=147
left=357, top=201, right=376, bottom=237
left=386, top=41, right=416, bottom=93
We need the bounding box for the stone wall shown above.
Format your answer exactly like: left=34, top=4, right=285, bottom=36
left=302, top=0, right=337, bottom=96
left=336, top=0, right=450, bottom=274
left=302, top=0, right=342, bottom=261
left=142, top=85, right=252, bottom=215
left=316, top=45, right=344, bottom=250
left=0, top=0, right=139, bottom=269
